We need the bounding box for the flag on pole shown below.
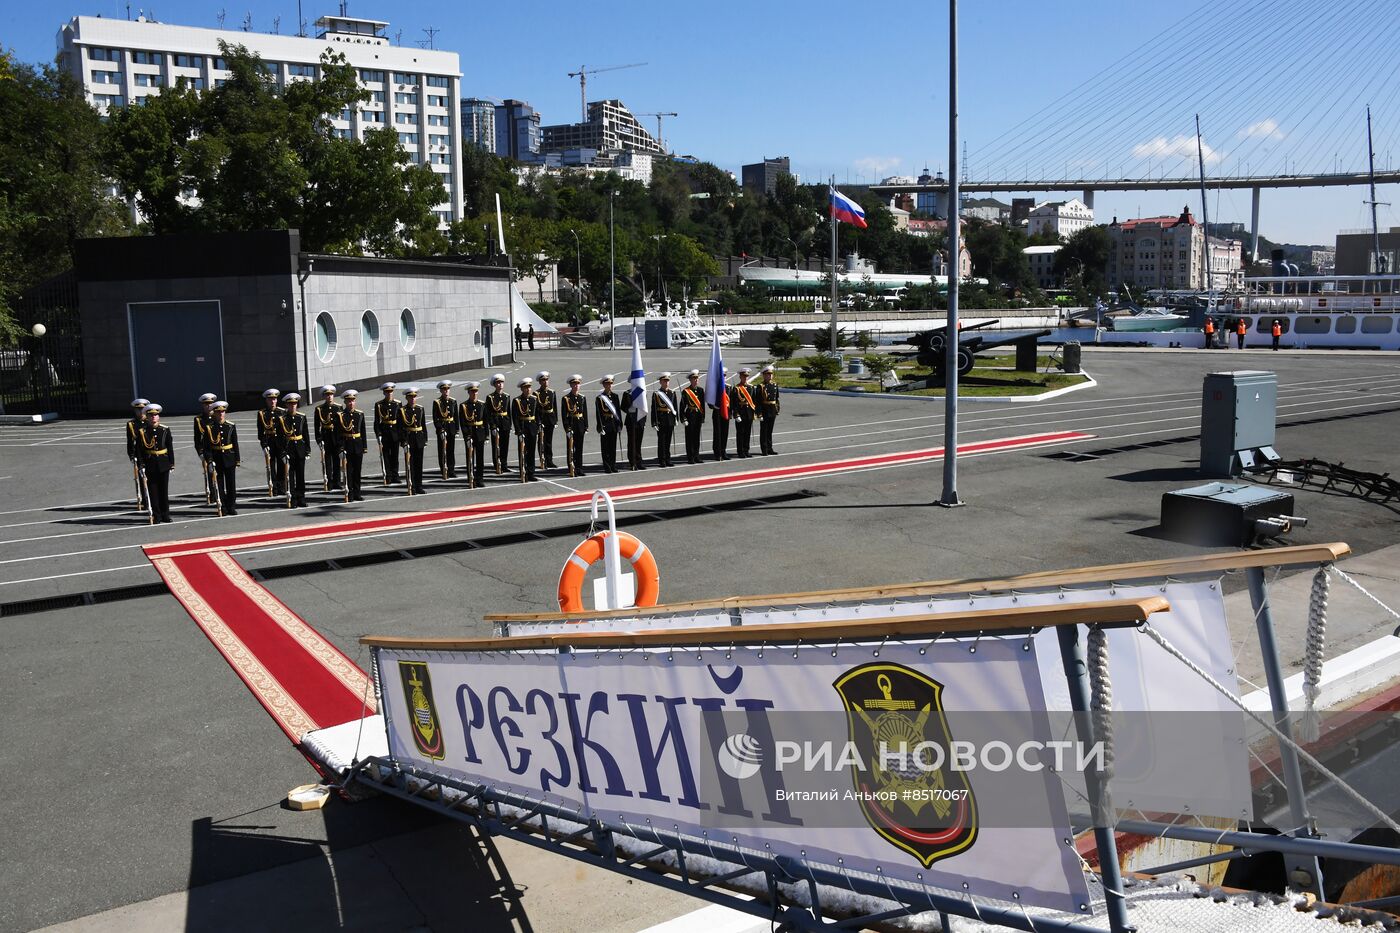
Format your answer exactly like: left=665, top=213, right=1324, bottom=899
left=705, top=328, right=729, bottom=418
left=628, top=328, right=649, bottom=422
left=829, top=188, right=868, bottom=228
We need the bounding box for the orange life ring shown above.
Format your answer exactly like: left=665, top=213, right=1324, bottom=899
left=557, top=531, right=660, bottom=612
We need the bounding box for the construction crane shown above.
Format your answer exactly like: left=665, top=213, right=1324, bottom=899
left=565, top=63, right=647, bottom=123
left=637, top=112, right=678, bottom=153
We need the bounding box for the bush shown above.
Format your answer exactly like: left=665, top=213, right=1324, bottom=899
left=863, top=353, right=898, bottom=385
left=853, top=330, right=877, bottom=352
left=800, top=354, right=841, bottom=388
left=767, top=326, right=801, bottom=360
left=813, top=326, right=848, bottom=353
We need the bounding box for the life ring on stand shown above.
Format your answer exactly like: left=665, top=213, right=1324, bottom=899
left=557, top=531, right=660, bottom=612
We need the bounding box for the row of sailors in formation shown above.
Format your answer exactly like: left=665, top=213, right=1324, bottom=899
left=124, top=367, right=781, bottom=520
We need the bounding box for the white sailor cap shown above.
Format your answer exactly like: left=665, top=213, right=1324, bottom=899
left=320, top=384, right=337, bottom=395
left=687, top=369, right=700, bottom=377
left=145, top=403, right=164, bottom=414
left=491, top=373, right=505, bottom=384
left=518, top=376, right=533, bottom=387
left=284, top=392, right=302, bottom=403
left=436, top=379, right=453, bottom=390
left=131, top=398, right=149, bottom=408
left=379, top=381, right=396, bottom=391
left=658, top=371, right=672, bottom=379
left=262, top=388, right=281, bottom=399
left=762, top=364, right=775, bottom=373
left=213, top=400, right=229, bottom=411
left=342, top=389, right=359, bottom=399
left=738, top=366, right=751, bottom=375
left=466, top=380, right=481, bottom=390
left=568, top=374, right=583, bottom=384
left=600, top=374, right=615, bottom=384
left=404, top=386, right=419, bottom=396
left=536, top=370, right=550, bottom=381
left=198, top=392, right=217, bottom=403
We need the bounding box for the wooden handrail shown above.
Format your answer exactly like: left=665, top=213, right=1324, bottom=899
left=484, top=542, right=1350, bottom=625
left=363, top=596, right=1170, bottom=651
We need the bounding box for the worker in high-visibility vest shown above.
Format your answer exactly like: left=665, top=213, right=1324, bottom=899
left=1235, top=317, right=1248, bottom=349
left=1271, top=319, right=1283, bottom=351
left=1204, top=316, right=1216, bottom=349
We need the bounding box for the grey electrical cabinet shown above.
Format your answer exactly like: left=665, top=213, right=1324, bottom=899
left=1199, top=371, right=1280, bottom=477
left=644, top=318, right=673, bottom=350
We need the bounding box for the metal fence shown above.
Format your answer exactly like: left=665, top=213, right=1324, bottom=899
left=1, top=271, right=86, bottom=417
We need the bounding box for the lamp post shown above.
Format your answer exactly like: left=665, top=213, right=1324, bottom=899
left=940, top=0, right=962, bottom=507
left=609, top=189, right=619, bottom=349
left=568, top=228, right=582, bottom=326
left=651, top=234, right=667, bottom=313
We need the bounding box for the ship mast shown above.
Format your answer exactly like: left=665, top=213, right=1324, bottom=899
left=1365, top=106, right=1389, bottom=273
left=1195, top=115, right=1213, bottom=301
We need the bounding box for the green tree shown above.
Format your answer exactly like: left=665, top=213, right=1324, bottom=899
left=103, top=42, right=444, bottom=254
left=813, top=326, right=848, bottom=353
left=1054, top=224, right=1111, bottom=302
left=863, top=353, right=898, bottom=388
left=0, top=53, right=131, bottom=339
left=800, top=354, right=841, bottom=388
left=767, top=325, right=801, bottom=360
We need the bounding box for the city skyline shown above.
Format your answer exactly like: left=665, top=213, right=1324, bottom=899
left=6, top=0, right=1398, bottom=246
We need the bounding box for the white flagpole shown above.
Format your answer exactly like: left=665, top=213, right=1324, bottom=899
left=940, top=0, right=962, bottom=507
left=829, top=176, right=839, bottom=352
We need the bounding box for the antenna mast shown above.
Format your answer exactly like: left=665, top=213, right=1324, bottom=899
left=1366, top=106, right=1390, bottom=273
left=1195, top=114, right=1212, bottom=298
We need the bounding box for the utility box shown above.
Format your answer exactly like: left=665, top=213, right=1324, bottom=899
left=1200, top=371, right=1280, bottom=477
left=1062, top=341, right=1082, bottom=374
left=1161, top=482, right=1297, bottom=547
left=643, top=318, right=673, bottom=350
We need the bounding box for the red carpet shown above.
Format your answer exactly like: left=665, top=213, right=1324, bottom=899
left=143, top=431, right=1090, bottom=745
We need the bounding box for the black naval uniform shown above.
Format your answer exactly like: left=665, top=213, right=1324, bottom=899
left=257, top=403, right=286, bottom=494
left=314, top=398, right=343, bottom=490
left=487, top=387, right=512, bottom=473
left=374, top=396, right=403, bottom=484
left=511, top=393, right=541, bottom=481
left=596, top=388, right=622, bottom=473
left=278, top=410, right=311, bottom=507
left=126, top=413, right=149, bottom=508
left=337, top=407, right=368, bottom=500
left=138, top=421, right=175, bottom=522
left=731, top=381, right=758, bottom=458
left=756, top=379, right=781, bottom=456
left=622, top=388, right=647, bottom=470
left=400, top=401, right=428, bottom=493
left=709, top=381, right=731, bottom=461
left=537, top=384, right=558, bottom=469
left=651, top=386, right=678, bottom=467
left=432, top=394, right=458, bottom=478
left=458, top=396, right=488, bottom=485
left=679, top=383, right=705, bottom=464
left=561, top=390, right=588, bottom=475
left=203, top=419, right=241, bottom=514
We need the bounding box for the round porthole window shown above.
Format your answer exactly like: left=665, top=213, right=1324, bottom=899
left=400, top=308, right=417, bottom=351
left=361, top=309, right=379, bottom=355
left=315, top=311, right=337, bottom=363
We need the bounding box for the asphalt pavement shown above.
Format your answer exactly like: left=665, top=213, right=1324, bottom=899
left=2, top=346, right=1399, bottom=932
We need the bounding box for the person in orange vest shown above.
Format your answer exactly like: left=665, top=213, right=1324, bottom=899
left=1235, top=317, right=1248, bottom=349
left=1271, top=319, right=1283, bottom=351
left=1203, top=316, right=1216, bottom=348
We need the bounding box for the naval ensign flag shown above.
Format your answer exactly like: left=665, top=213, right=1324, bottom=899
left=628, top=328, right=649, bottom=422
left=705, top=328, right=729, bottom=418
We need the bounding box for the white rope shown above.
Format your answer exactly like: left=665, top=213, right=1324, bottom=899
left=1137, top=623, right=1400, bottom=835
left=1327, top=565, right=1400, bottom=631
left=1299, top=567, right=1330, bottom=743
left=1085, top=625, right=1116, bottom=825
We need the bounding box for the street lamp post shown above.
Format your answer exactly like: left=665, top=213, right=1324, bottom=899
left=651, top=234, right=667, bottom=314
left=940, top=0, right=962, bottom=507
left=568, top=228, right=582, bottom=326
left=609, top=189, right=619, bottom=349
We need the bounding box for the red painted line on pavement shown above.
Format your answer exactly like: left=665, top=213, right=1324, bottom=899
left=144, top=431, right=1091, bottom=560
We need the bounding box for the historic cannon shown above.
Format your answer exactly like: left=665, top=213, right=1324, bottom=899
left=911, top=319, right=1053, bottom=377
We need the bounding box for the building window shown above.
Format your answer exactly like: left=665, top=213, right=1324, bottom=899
left=426, top=75, right=449, bottom=88
left=260, top=62, right=279, bottom=76
left=131, top=51, right=163, bottom=65
left=395, top=113, right=417, bottom=125
left=360, top=310, right=380, bottom=355
left=134, top=73, right=163, bottom=87
left=94, top=94, right=125, bottom=108
left=393, top=72, right=417, bottom=85
left=315, top=312, right=337, bottom=363
left=428, top=133, right=449, bottom=147
left=212, top=56, right=228, bottom=70
left=180, top=76, right=206, bottom=90
left=332, top=127, right=352, bottom=140
left=89, top=48, right=120, bottom=62
left=394, top=92, right=418, bottom=105
left=91, top=70, right=120, bottom=84
left=427, top=114, right=449, bottom=126
left=399, top=308, right=417, bottom=351
left=173, top=54, right=204, bottom=68
left=339, top=108, right=352, bottom=121
left=214, top=78, right=228, bottom=89
left=359, top=68, right=384, bottom=82
left=398, top=132, right=419, bottom=145
left=362, top=110, right=384, bottom=123
left=288, top=63, right=316, bottom=78
left=369, top=90, right=385, bottom=103
left=429, top=152, right=451, bottom=165
left=435, top=210, right=452, bottom=224
left=427, top=94, right=447, bottom=107
left=406, top=152, right=422, bottom=164
left=473, top=329, right=482, bottom=346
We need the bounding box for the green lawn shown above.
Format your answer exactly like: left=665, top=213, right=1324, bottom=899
left=770, top=355, right=1088, bottom=397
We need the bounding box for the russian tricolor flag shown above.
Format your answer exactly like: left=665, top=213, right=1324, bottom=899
left=830, top=188, right=868, bottom=228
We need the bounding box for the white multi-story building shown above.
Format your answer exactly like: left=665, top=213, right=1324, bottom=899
left=1027, top=198, right=1093, bottom=239
left=1023, top=244, right=1062, bottom=289
left=57, top=13, right=464, bottom=226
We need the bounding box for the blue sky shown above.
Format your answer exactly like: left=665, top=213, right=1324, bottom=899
left=8, top=0, right=1398, bottom=246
